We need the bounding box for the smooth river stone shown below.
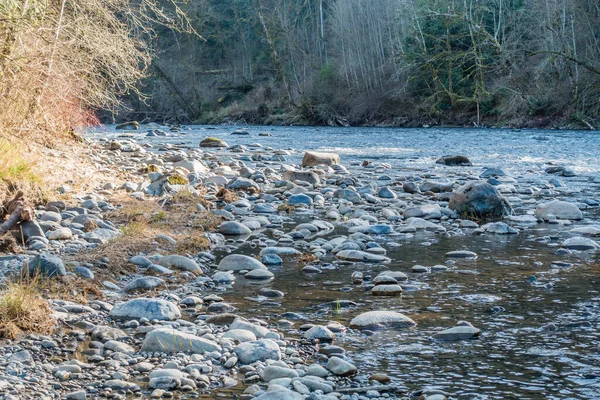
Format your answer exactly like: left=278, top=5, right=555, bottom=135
left=432, top=326, right=481, bottom=341
left=349, top=311, right=416, bottom=330
left=335, top=250, right=390, bottom=263
left=141, top=327, right=220, bottom=354
left=218, top=254, right=267, bottom=271
left=445, top=250, right=478, bottom=259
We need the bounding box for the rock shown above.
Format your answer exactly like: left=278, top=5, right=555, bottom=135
left=199, top=137, right=228, bottom=148
left=157, top=255, right=202, bottom=274
left=261, top=365, right=299, bottom=382
left=449, top=181, right=512, bottom=218
left=230, top=319, right=270, bottom=338
left=65, top=390, right=87, bottom=400
left=561, top=237, right=600, bottom=251
left=445, top=250, right=478, bottom=259
left=326, top=356, right=357, bottom=376
left=481, top=222, right=518, bottom=234
left=245, top=269, right=274, bottom=280
left=141, top=327, right=221, bottom=354
left=22, top=253, right=66, bottom=277
left=47, top=227, right=72, bottom=240
left=535, top=200, right=582, bottom=221
left=403, top=182, right=420, bottom=194
left=335, top=189, right=362, bottom=204
left=91, top=326, right=127, bottom=342
left=404, top=204, right=442, bottom=219
left=110, top=298, right=181, bottom=321
left=219, top=221, right=252, bottom=235
left=261, top=254, right=283, bottom=265
left=259, top=247, right=302, bottom=257
left=304, top=325, right=335, bottom=342
left=371, top=284, right=403, bottom=296
left=436, top=155, right=472, bottom=166
left=284, top=170, right=320, bottom=185
left=349, top=311, right=416, bottom=330
left=336, top=250, right=390, bottom=263
left=74, top=266, right=94, bottom=279
left=253, top=389, right=305, bottom=400
left=288, top=194, right=313, bottom=206
left=377, top=186, right=397, bottom=199
left=432, top=326, right=481, bottom=341
left=419, top=180, right=454, bottom=193
left=233, top=339, right=281, bottom=364
left=218, top=254, right=267, bottom=272
left=302, top=151, right=340, bottom=167
left=222, top=329, right=257, bottom=343
left=123, top=277, right=165, bottom=292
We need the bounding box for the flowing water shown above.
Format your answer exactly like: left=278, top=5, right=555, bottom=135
left=90, top=125, right=600, bottom=399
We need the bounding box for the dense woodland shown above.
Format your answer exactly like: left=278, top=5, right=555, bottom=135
left=2, top=0, right=600, bottom=131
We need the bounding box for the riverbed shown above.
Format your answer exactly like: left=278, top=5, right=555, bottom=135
left=90, top=124, right=600, bottom=399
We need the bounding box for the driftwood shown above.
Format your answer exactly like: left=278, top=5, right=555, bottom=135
left=0, top=191, right=34, bottom=235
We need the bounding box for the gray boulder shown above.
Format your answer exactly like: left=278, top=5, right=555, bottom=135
left=449, top=181, right=512, bottom=218
left=218, top=254, right=267, bottom=271
left=233, top=339, right=281, bottom=364
left=22, top=253, right=66, bottom=278
left=109, top=298, right=181, bottom=321
left=141, top=327, right=221, bottom=354
left=349, top=311, right=416, bottom=330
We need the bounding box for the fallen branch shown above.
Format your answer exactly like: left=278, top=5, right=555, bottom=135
left=0, top=191, right=34, bottom=235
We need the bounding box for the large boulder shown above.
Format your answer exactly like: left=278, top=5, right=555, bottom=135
left=233, top=339, right=281, bottom=364
left=349, top=311, right=416, bottom=330
left=218, top=254, right=267, bottom=271
left=284, top=170, right=320, bottom=186
left=21, top=253, right=66, bottom=278
left=199, top=137, right=228, bottom=148
left=141, top=327, right=221, bottom=354
left=535, top=200, right=582, bottom=221
left=449, top=181, right=512, bottom=218
left=109, top=298, right=181, bottom=321
left=302, top=151, right=340, bottom=167
left=436, top=155, right=472, bottom=166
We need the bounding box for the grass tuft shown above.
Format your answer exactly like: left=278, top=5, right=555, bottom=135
left=0, top=277, right=55, bottom=339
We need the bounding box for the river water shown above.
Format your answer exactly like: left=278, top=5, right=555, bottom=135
left=90, top=125, right=600, bottom=399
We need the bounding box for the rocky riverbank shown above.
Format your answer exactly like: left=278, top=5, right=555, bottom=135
left=0, top=125, right=599, bottom=400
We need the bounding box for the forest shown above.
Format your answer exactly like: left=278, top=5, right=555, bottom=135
left=2, top=0, right=600, bottom=135
left=124, top=0, right=600, bottom=128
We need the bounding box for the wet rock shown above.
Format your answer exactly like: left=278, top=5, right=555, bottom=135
left=245, top=269, right=274, bottom=280
left=199, top=137, right=228, bottom=148
left=436, top=155, right=472, bottom=166
left=22, top=253, right=66, bottom=277
left=560, top=237, right=600, bottom=251
left=334, top=189, right=362, bottom=204
left=446, top=250, right=477, bottom=259
left=259, top=247, right=302, bottom=257
left=432, top=325, right=481, bottom=341
left=535, top=200, right=582, bottom=221
left=304, top=325, right=335, bottom=342
left=234, top=339, right=281, bottom=364
left=371, top=284, right=403, bottom=296
left=349, top=311, right=416, bottom=330
left=302, top=151, right=340, bottom=167
left=481, top=222, right=518, bottom=234
left=449, top=181, right=512, bottom=218
left=219, top=254, right=267, bottom=271
left=336, top=250, right=390, bottom=263
left=326, top=356, right=357, bottom=376
left=223, top=329, right=257, bottom=343
left=219, top=221, right=252, bottom=235
left=110, top=298, right=181, bottom=321
left=404, top=204, right=442, bottom=219
left=419, top=180, right=454, bottom=193
left=377, top=186, right=397, bottom=199
left=403, top=182, right=420, bottom=194
left=141, top=327, right=221, bottom=354
left=261, top=254, right=283, bottom=265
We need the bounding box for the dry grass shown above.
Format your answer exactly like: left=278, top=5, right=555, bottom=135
left=70, top=192, right=221, bottom=278
left=216, top=187, right=240, bottom=203
left=277, top=204, right=296, bottom=214
left=298, top=252, right=319, bottom=263
left=0, top=277, right=56, bottom=339
left=37, top=275, right=103, bottom=304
